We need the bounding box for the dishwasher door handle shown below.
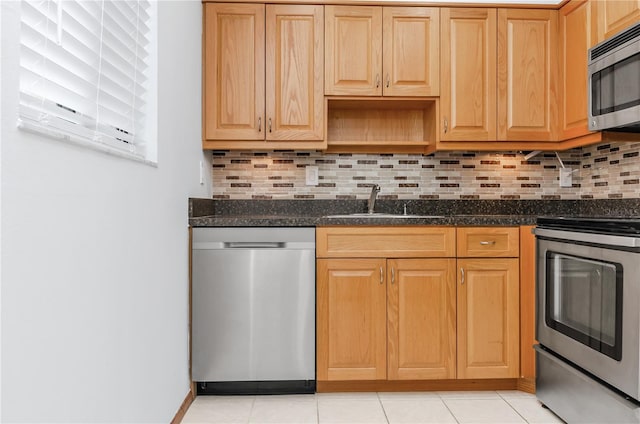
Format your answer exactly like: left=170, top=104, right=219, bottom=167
left=224, top=242, right=286, bottom=249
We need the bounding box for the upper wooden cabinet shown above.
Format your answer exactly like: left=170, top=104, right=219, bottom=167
left=325, top=6, right=439, bottom=96
left=559, top=0, right=594, bottom=140
left=594, top=0, right=640, bottom=43
left=440, top=8, right=497, bottom=141
left=440, top=8, right=558, bottom=143
left=266, top=5, right=324, bottom=142
left=383, top=7, right=440, bottom=96
left=497, top=9, right=559, bottom=141
left=324, top=6, right=381, bottom=96
left=202, top=3, right=640, bottom=152
left=203, top=3, right=325, bottom=149
left=204, top=3, right=264, bottom=142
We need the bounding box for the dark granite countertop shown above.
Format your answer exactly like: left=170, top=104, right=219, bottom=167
left=189, top=198, right=640, bottom=228
left=190, top=213, right=538, bottom=227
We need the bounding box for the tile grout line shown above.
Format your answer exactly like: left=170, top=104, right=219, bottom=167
left=438, top=391, right=471, bottom=424
left=499, top=394, right=531, bottom=424
left=247, top=395, right=256, bottom=424
left=376, top=392, right=391, bottom=424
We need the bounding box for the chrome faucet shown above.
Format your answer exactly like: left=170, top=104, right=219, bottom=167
left=367, top=184, right=381, bottom=214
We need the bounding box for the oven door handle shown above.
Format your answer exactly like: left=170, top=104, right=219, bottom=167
left=533, top=227, right=640, bottom=248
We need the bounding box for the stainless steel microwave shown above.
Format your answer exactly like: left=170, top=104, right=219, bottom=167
left=588, top=22, right=640, bottom=132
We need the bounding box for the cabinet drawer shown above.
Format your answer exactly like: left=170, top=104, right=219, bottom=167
left=317, top=227, right=456, bottom=258
left=457, top=227, right=519, bottom=257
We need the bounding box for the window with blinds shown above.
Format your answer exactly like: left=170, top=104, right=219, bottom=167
left=18, top=0, right=154, bottom=162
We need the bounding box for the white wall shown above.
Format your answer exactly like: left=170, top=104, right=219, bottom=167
left=0, top=3, right=4, bottom=421
left=1, top=1, right=211, bottom=422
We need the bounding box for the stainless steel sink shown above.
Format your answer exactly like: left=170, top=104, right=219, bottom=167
left=325, top=213, right=445, bottom=219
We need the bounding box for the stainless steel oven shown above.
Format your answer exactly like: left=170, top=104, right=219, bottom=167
left=535, top=217, right=640, bottom=422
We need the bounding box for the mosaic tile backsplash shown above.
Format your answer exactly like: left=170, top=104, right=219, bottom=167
left=211, top=140, right=640, bottom=200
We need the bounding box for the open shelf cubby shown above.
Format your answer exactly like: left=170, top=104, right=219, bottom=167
left=325, top=97, right=438, bottom=153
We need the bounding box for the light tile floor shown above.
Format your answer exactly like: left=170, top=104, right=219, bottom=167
left=182, top=391, right=564, bottom=424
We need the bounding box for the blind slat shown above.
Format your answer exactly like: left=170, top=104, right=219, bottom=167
left=20, top=93, right=144, bottom=146
left=19, top=0, right=152, bottom=159
left=19, top=68, right=96, bottom=116
left=21, top=24, right=100, bottom=79
left=20, top=42, right=98, bottom=93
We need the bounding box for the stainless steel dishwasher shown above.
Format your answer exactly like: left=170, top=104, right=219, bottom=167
left=191, top=227, right=315, bottom=395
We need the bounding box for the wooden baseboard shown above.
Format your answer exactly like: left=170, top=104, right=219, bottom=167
left=517, top=377, right=536, bottom=394
left=317, top=379, right=519, bottom=393
left=170, top=388, right=196, bottom=424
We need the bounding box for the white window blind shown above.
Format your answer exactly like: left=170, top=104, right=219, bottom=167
left=18, top=0, right=153, bottom=160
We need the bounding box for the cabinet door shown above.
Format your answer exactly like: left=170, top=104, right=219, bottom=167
left=440, top=8, right=497, bottom=141
left=560, top=1, right=594, bottom=140
left=266, top=5, right=324, bottom=141
left=457, top=258, right=519, bottom=379
left=595, top=0, right=640, bottom=43
left=203, top=4, right=265, bottom=141
left=325, top=6, right=383, bottom=96
left=317, top=258, right=387, bottom=381
left=497, top=9, right=558, bottom=141
left=382, top=7, right=440, bottom=96
left=387, top=259, right=456, bottom=380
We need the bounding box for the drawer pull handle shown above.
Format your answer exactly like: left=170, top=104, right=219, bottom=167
left=268, top=118, right=272, bottom=133
left=258, top=117, right=262, bottom=132
left=386, top=73, right=390, bottom=88
left=480, top=241, right=496, bottom=246
left=461, top=268, right=465, bottom=285
left=391, top=267, right=395, bottom=284
left=444, top=117, right=448, bottom=133
left=380, top=267, right=383, bottom=285
left=376, top=74, right=380, bottom=88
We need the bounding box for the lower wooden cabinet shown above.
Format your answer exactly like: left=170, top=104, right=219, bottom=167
left=387, top=258, right=457, bottom=380
left=316, top=258, right=387, bottom=381
left=316, top=257, right=456, bottom=381
left=457, top=258, right=520, bottom=379
left=316, top=226, right=521, bottom=383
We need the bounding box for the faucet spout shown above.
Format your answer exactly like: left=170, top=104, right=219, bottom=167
left=367, top=184, right=381, bottom=214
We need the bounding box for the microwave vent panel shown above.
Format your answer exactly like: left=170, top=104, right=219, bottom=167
left=590, top=22, right=640, bottom=61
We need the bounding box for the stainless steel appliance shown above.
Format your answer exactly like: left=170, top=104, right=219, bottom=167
left=535, top=217, right=640, bottom=422
left=588, top=22, right=640, bottom=132
left=191, top=227, right=316, bottom=395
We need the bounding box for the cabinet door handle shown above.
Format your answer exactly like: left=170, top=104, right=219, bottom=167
left=376, top=74, right=380, bottom=88
left=386, top=73, right=390, bottom=88
left=460, top=268, right=465, bottom=285
left=268, top=118, right=272, bottom=133
left=391, top=267, right=395, bottom=284
left=444, top=117, right=448, bottom=134
left=480, top=240, right=496, bottom=246
left=380, top=267, right=383, bottom=284
left=258, top=117, right=262, bottom=132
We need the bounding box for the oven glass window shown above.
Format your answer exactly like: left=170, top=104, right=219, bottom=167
left=546, top=252, right=623, bottom=360
left=592, top=52, right=640, bottom=116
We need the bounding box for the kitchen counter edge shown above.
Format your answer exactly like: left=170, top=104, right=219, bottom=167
left=189, top=215, right=538, bottom=227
